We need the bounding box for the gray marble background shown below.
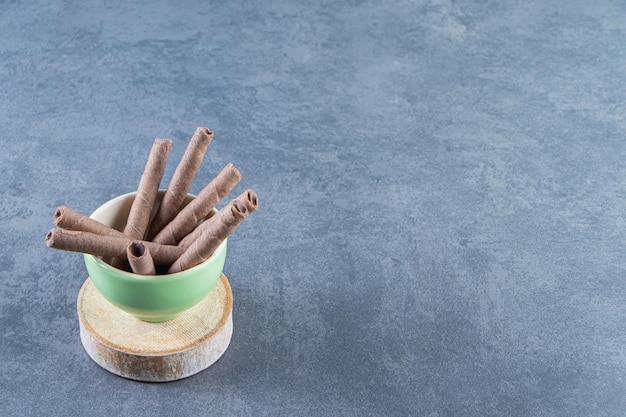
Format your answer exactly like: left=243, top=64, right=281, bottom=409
left=2, top=1, right=626, bottom=416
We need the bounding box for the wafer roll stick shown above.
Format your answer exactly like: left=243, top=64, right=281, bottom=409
left=53, top=206, right=127, bottom=238
left=124, top=138, right=172, bottom=240
left=239, top=189, right=258, bottom=213
left=127, top=241, right=156, bottom=275
left=151, top=163, right=242, bottom=245
left=147, top=127, right=214, bottom=239
left=45, top=229, right=184, bottom=266
left=168, top=192, right=256, bottom=273
left=177, top=189, right=258, bottom=251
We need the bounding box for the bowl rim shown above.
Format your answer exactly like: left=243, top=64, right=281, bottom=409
left=85, top=190, right=226, bottom=282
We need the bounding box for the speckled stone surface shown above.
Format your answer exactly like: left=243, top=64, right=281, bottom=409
left=1, top=1, right=626, bottom=416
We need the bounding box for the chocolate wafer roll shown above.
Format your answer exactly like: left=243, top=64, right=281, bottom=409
left=167, top=198, right=248, bottom=274
left=127, top=241, right=156, bottom=275
left=53, top=206, right=126, bottom=238
left=177, top=189, right=257, bottom=251
left=239, top=189, right=258, bottom=213
left=147, top=127, right=214, bottom=239
left=124, top=138, right=172, bottom=240
left=151, top=163, right=242, bottom=245
left=45, top=229, right=183, bottom=266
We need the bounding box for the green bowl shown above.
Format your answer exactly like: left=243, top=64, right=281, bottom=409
left=83, top=191, right=227, bottom=322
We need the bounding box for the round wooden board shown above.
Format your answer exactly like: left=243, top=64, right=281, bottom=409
left=77, top=274, right=233, bottom=382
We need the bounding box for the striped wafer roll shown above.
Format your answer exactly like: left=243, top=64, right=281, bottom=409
left=147, top=127, right=214, bottom=239
left=177, top=189, right=258, bottom=252
left=127, top=241, right=156, bottom=275
left=151, top=163, right=242, bottom=245
left=45, top=228, right=183, bottom=266
left=53, top=206, right=126, bottom=238
left=124, top=138, right=172, bottom=240
left=167, top=198, right=248, bottom=274
left=239, top=189, right=258, bottom=213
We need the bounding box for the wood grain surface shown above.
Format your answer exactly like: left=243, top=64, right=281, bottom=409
left=77, top=274, right=233, bottom=382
